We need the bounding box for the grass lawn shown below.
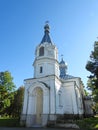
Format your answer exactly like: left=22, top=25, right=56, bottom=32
left=76, top=116, right=98, bottom=130
left=0, top=117, right=20, bottom=127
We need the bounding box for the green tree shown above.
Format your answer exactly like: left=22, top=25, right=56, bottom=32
left=0, top=71, right=16, bottom=115
left=86, top=41, right=98, bottom=111
left=9, top=86, right=24, bottom=118
left=84, top=89, right=89, bottom=96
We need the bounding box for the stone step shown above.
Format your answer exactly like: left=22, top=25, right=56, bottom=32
left=47, top=121, right=80, bottom=129
left=47, top=120, right=56, bottom=127
left=56, top=119, right=74, bottom=123
left=56, top=123, right=80, bottom=129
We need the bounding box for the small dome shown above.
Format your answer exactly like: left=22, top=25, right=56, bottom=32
left=59, top=58, right=67, bottom=67
left=60, top=58, right=65, bottom=64
left=59, top=58, right=68, bottom=78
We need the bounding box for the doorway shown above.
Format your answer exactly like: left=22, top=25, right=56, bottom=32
left=35, top=87, right=43, bottom=124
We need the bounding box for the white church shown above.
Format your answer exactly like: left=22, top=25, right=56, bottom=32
left=20, top=23, right=93, bottom=127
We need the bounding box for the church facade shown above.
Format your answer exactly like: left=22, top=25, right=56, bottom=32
left=20, top=24, right=92, bottom=127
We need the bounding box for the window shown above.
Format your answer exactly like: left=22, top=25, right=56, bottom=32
left=40, top=66, right=43, bottom=73
left=59, top=93, right=62, bottom=106
left=39, top=47, right=44, bottom=56
left=58, top=91, right=62, bottom=107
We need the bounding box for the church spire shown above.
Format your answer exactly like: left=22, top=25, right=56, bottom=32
left=40, top=22, right=52, bottom=44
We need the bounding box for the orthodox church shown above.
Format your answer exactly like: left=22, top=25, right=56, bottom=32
left=20, top=23, right=93, bottom=127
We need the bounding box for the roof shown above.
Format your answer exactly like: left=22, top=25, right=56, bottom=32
left=40, top=23, right=52, bottom=44
left=60, top=74, right=74, bottom=80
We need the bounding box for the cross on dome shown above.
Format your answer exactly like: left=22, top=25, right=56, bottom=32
left=45, top=21, right=49, bottom=24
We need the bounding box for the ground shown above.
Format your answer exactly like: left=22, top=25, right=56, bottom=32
left=0, top=128, right=78, bottom=130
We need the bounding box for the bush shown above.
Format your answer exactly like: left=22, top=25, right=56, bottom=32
left=76, top=116, right=98, bottom=130
left=0, top=117, right=20, bottom=127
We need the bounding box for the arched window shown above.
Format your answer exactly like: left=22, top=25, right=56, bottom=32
left=58, top=91, right=62, bottom=107
left=40, top=66, right=43, bottom=73
left=39, top=47, right=44, bottom=56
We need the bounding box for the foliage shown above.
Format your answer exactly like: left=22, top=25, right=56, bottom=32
left=86, top=41, right=98, bottom=112
left=8, top=86, right=24, bottom=118
left=86, top=41, right=98, bottom=79
left=0, top=117, right=20, bottom=127
left=0, top=71, right=16, bottom=115
left=84, top=89, right=89, bottom=96
left=76, top=116, right=98, bottom=130
left=0, top=71, right=24, bottom=118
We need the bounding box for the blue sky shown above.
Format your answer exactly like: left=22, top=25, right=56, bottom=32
left=0, top=0, right=98, bottom=89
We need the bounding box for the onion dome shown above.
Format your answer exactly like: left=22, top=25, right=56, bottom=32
left=59, top=58, right=67, bottom=78
left=59, top=58, right=74, bottom=79
left=40, top=23, right=52, bottom=44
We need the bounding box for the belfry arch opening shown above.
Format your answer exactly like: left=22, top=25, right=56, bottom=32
left=39, top=46, right=44, bottom=56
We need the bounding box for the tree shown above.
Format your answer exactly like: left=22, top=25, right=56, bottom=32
left=0, top=71, right=16, bottom=115
left=86, top=41, right=98, bottom=111
left=86, top=42, right=98, bottom=76
left=86, top=41, right=98, bottom=89
left=8, top=86, right=24, bottom=118
left=84, top=89, right=89, bottom=96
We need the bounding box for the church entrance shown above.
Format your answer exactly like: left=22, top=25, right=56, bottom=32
left=35, top=87, right=43, bottom=125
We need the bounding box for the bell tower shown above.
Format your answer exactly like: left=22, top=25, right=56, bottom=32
left=33, top=23, right=59, bottom=78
